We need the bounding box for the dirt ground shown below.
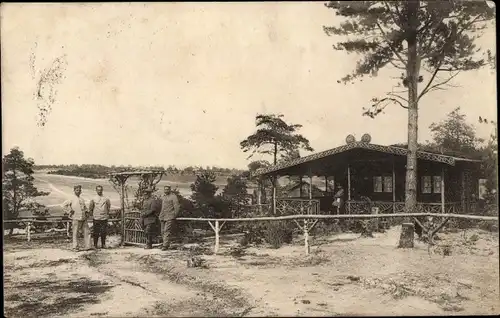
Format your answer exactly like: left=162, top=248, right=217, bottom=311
left=4, top=226, right=500, bottom=317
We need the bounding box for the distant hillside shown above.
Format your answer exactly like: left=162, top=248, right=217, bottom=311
left=35, top=164, right=246, bottom=180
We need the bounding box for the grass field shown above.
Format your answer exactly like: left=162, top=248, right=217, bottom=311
left=28, top=172, right=248, bottom=218
left=4, top=226, right=499, bottom=317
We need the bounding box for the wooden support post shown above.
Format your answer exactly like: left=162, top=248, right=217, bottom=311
left=309, top=173, right=313, bottom=215
left=392, top=156, right=396, bottom=213
left=208, top=221, right=221, bottom=254
left=299, top=175, right=303, bottom=198
left=304, top=219, right=310, bottom=255
left=257, top=178, right=262, bottom=214
left=441, top=167, right=445, bottom=214
left=428, top=217, right=450, bottom=245
left=309, top=220, right=319, bottom=232
left=27, top=222, right=31, bottom=242
left=272, top=175, right=277, bottom=215
left=347, top=164, right=351, bottom=201
left=215, top=220, right=220, bottom=254
left=460, top=170, right=466, bottom=214
left=120, top=180, right=126, bottom=246
left=66, top=221, right=70, bottom=237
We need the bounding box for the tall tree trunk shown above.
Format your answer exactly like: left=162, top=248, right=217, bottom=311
left=272, top=141, right=278, bottom=215
left=405, top=0, right=420, bottom=218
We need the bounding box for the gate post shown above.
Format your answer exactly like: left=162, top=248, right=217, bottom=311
left=27, top=221, right=31, bottom=242
left=208, top=220, right=225, bottom=254
left=66, top=220, right=70, bottom=238
left=304, top=219, right=310, bottom=255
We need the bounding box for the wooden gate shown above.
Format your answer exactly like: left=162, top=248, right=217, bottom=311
left=124, top=210, right=161, bottom=246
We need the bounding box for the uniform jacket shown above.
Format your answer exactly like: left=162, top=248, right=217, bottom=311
left=141, top=197, right=161, bottom=226
left=89, top=195, right=111, bottom=220
left=62, top=195, right=88, bottom=221
left=159, top=193, right=180, bottom=221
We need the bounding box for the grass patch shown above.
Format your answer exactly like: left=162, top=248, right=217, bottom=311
left=4, top=277, right=114, bottom=317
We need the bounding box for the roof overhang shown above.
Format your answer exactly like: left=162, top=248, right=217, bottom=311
left=251, top=142, right=482, bottom=178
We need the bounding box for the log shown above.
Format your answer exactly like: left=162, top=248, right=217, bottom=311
left=398, top=223, right=415, bottom=248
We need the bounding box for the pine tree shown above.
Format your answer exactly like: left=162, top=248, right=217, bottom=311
left=323, top=0, right=495, bottom=213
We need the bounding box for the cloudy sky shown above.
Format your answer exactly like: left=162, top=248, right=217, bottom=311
left=1, top=2, right=496, bottom=169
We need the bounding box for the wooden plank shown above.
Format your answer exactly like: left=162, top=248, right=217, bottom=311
left=176, top=213, right=498, bottom=222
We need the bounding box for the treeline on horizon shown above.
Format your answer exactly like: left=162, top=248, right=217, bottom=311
left=34, top=164, right=246, bottom=179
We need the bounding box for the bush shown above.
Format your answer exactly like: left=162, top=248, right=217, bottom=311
left=313, top=220, right=341, bottom=236
left=238, top=220, right=294, bottom=248
left=263, top=221, right=294, bottom=248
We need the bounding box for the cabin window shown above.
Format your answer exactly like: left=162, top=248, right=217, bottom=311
left=433, top=176, right=442, bottom=194
left=421, top=175, right=441, bottom=194
left=373, top=176, right=393, bottom=193
left=383, top=177, right=393, bottom=193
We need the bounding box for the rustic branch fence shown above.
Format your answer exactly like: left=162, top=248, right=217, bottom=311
left=3, top=218, right=121, bottom=243
left=176, top=213, right=498, bottom=255
left=4, top=213, right=497, bottom=255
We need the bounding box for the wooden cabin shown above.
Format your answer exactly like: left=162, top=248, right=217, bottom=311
left=251, top=135, right=482, bottom=215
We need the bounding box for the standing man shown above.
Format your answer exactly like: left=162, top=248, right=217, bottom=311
left=89, top=185, right=111, bottom=249
left=332, top=183, right=345, bottom=214
left=62, top=185, right=91, bottom=251
left=141, top=187, right=161, bottom=249
left=159, top=185, right=180, bottom=251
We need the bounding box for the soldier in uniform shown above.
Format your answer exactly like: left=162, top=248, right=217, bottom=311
left=159, top=185, right=180, bottom=250
left=140, top=187, right=161, bottom=249
left=62, top=185, right=91, bottom=251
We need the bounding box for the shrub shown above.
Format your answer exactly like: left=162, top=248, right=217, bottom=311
left=263, top=221, right=294, bottom=249
left=313, top=220, right=341, bottom=237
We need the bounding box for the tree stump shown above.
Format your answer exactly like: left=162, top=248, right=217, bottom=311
left=398, top=223, right=415, bottom=248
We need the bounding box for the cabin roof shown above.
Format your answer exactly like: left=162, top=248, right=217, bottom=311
left=251, top=141, right=482, bottom=178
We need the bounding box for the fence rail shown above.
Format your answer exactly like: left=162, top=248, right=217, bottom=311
left=4, top=213, right=497, bottom=255
left=3, top=218, right=122, bottom=243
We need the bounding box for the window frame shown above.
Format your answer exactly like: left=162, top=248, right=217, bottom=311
left=421, top=175, right=442, bottom=194
left=373, top=175, right=393, bottom=193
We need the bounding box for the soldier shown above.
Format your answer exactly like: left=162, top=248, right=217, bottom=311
left=141, top=187, right=161, bottom=249
left=62, top=185, right=91, bottom=251
left=89, top=185, right=111, bottom=249
left=159, top=185, right=180, bottom=251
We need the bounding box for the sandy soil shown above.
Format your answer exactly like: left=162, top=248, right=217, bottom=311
left=4, top=226, right=499, bottom=317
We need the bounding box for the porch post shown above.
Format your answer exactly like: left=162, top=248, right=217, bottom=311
left=325, top=176, right=328, bottom=192
left=309, top=175, right=313, bottom=200
left=299, top=175, right=303, bottom=198
left=272, top=177, right=277, bottom=215
left=347, top=164, right=351, bottom=214
left=257, top=178, right=262, bottom=214
left=347, top=163, right=351, bottom=199
left=120, top=179, right=126, bottom=246
left=461, top=170, right=466, bottom=214
left=308, top=170, right=313, bottom=214
left=441, top=166, right=445, bottom=214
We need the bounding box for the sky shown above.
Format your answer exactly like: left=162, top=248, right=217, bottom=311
left=1, top=2, right=497, bottom=169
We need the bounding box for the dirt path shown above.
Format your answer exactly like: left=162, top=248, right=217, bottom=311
left=4, top=227, right=499, bottom=317
left=3, top=247, right=252, bottom=317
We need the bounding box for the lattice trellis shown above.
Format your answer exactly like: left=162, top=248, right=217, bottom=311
left=346, top=200, right=459, bottom=215
left=108, top=170, right=165, bottom=246
left=124, top=211, right=162, bottom=245
left=276, top=199, right=320, bottom=215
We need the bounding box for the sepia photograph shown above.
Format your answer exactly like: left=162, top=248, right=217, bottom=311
left=2, top=1, right=498, bottom=317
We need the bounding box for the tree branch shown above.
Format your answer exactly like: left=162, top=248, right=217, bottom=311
left=418, top=60, right=443, bottom=101
left=375, top=22, right=407, bottom=68
left=419, top=70, right=461, bottom=100
left=387, top=92, right=408, bottom=103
